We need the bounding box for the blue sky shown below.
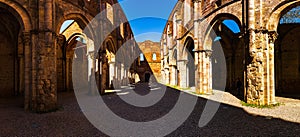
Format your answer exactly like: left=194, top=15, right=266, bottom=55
left=118, top=0, right=178, bottom=42
left=118, top=0, right=241, bottom=42
left=60, top=0, right=241, bottom=42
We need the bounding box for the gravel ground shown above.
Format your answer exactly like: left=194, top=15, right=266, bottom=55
left=0, top=83, right=299, bottom=136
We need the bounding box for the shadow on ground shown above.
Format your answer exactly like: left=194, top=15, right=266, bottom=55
left=0, top=83, right=299, bottom=136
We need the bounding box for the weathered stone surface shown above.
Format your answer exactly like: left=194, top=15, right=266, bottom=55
left=137, top=40, right=162, bottom=82
left=0, top=0, right=136, bottom=112
left=161, top=0, right=300, bottom=105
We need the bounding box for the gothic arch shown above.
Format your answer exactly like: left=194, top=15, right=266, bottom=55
left=56, top=12, right=94, bottom=40
left=103, top=37, right=117, bottom=54
left=203, top=13, right=244, bottom=96
left=0, top=1, right=33, bottom=110
left=66, top=33, right=87, bottom=45
left=181, top=36, right=195, bottom=87
left=182, top=36, right=195, bottom=59
left=268, top=0, right=300, bottom=31
left=208, top=13, right=243, bottom=32
left=0, top=0, right=32, bottom=31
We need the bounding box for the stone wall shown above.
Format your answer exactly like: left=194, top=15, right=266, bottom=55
left=138, top=40, right=162, bottom=82
left=161, top=0, right=300, bottom=105
left=0, top=0, right=135, bottom=112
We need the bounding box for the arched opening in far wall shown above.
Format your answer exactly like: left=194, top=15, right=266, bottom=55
left=207, top=14, right=245, bottom=99
left=57, top=20, right=89, bottom=93
left=275, top=5, right=300, bottom=99
left=0, top=6, right=24, bottom=107
left=183, top=37, right=195, bottom=88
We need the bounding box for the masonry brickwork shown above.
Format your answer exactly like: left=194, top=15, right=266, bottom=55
left=0, top=0, right=137, bottom=112
left=161, top=0, right=300, bottom=105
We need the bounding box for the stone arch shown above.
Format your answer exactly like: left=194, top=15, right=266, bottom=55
left=182, top=36, right=195, bottom=59
left=103, top=37, right=117, bottom=54
left=0, top=1, right=32, bottom=110
left=204, top=13, right=243, bottom=45
left=99, top=37, right=118, bottom=91
left=57, top=17, right=90, bottom=92
left=0, top=0, right=32, bottom=31
left=267, top=1, right=300, bottom=31
left=56, top=13, right=94, bottom=40
left=178, top=34, right=194, bottom=58
left=181, top=36, right=195, bottom=87
left=144, top=71, right=152, bottom=83
left=66, top=33, right=87, bottom=45
left=271, top=2, right=300, bottom=99
left=65, top=33, right=88, bottom=92
left=209, top=13, right=242, bottom=31
left=204, top=13, right=244, bottom=97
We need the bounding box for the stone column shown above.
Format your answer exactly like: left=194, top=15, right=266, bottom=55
left=178, top=60, right=187, bottom=88
left=164, top=68, right=170, bottom=85
left=268, top=31, right=278, bottom=104
left=121, top=63, right=125, bottom=85
left=246, top=29, right=265, bottom=105
left=87, top=51, right=96, bottom=95
left=196, top=50, right=212, bottom=94
left=194, top=0, right=201, bottom=93
left=246, top=0, right=276, bottom=105
left=56, top=34, right=65, bottom=92
left=169, top=65, right=177, bottom=85
left=23, top=32, right=32, bottom=111
left=109, top=61, right=115, bottom=88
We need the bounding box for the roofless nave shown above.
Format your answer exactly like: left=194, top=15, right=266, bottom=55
left=0, top=0, right=299, bottom=112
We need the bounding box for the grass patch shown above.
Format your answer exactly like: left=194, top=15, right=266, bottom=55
left=241, top=101, right=283, bottom=109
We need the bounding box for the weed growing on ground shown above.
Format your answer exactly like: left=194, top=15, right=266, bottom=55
left=241, top=101, right=283, bottom=109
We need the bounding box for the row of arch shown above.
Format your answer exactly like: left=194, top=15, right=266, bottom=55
left=0, top=0, right=141, bottom=111
left=162, top=0, right=300, bottom=101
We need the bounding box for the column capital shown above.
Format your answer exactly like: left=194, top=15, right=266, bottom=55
left=268, top=31, right=278, bottom=44
left=193, top=0, right=201, bottom=3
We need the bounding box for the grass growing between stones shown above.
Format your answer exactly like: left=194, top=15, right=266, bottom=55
left=241, top=101, right=283, bottom=109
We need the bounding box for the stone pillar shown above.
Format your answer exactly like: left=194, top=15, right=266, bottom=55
left=109, top=61, right=115, bottom=88
left=29, top=0, right=58, bottom=112
left=169, top=65, right=177, bottom=85
left=246, top=30, right=266, bottom=105
left=194, top=0, right=201, bottom=93
left=178, top=60, right=187, bottom=88
left=196, top=50, right=212, bottom=94
left=56, top=34, right=66, bottom=92
left=87, top=51, right=96, bottom=95
left=164, top=68, right=170, bottom=85
left=246, top=30, right=277, bottom=105
left=268, top=31, right=278, bottom=104
left=23, top=32, right=32, bottom=111
left=100, top=54, right=108, bottom=94
left=246, top=0, right=276, bottom=105
left=121, top=64, right=125, bottom=85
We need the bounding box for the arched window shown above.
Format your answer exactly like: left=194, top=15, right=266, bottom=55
left=140, top=53, right=144, bottom=61
left=152, top=53, right=157, bottom=61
